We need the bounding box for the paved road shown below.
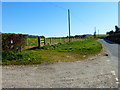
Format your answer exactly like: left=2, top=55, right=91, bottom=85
left=98, top=39, right=118, bottom=58
left=98, top=39, right=119, bottom=87
left=2, top=39, right=119, bottom=88
left=98, top=39, right=118, bottom=76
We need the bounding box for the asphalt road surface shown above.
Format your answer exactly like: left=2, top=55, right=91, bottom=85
left=2, top=39, right=119, bottom=88
left=98, top=39, right=118, bottom=77
left=98, top=39, right=118, bottom=58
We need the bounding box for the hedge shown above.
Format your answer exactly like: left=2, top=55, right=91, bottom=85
left=2, top=33, right=27, bottom=52
left=106, top=33, right=120, bottom=44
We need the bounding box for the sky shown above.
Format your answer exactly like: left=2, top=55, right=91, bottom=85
left=118, top=1, right=120, bottom=27
left=2, top=2, right=118, bottom=37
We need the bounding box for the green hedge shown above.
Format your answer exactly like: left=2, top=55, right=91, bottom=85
left=106, top=33, right=120, bottom=44
left=2, top=34, right=27, bottom=52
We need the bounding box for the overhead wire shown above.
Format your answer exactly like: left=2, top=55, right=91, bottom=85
left=46, top=2, right=90, bottom=34
left=48, top=2, right=89, bottom=25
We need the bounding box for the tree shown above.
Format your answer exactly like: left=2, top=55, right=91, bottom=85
left=115, top=26, right=119, bottom=33
left=108, top=30, right=114, bottom=35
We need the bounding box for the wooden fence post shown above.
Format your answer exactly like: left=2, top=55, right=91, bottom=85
left=63, top=38, right=64, bottom=43
left=44, top=38, right=46, bottom=45
left=59, top=38, right=61, bottom=43
left=63, top=38, right=65, bottom=43
left=38, top=36, right=40, bottom=48
left=50, top=38, right=52, bottom=44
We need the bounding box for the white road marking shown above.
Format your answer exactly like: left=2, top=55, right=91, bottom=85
left=106, top=60, right=110, bottom=62
left=115, top=78, right=118, bottom=81
left=111, top=71, right=116, bottom=75
left=116, top=82, right=119, bottom=84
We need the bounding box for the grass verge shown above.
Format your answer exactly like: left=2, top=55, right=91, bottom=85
left=2, top=39, right=102, bottom=65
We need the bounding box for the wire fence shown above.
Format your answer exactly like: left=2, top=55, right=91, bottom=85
left=25, top=37, right=88, bottom=49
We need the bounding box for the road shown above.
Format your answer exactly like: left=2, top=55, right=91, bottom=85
left=2, top=39, right=119, bottom=88
left=98, top=39, right=118, bottom=69
left=98, top=39, right=119, bottom=88
left=98, top=39, right=118, bottom=58
left=98, top=39, right=119, bottom=77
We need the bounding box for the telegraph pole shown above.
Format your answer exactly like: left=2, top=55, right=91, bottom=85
left=94, top=27, right=96, bottom=38
left=95, top=27, right=96, bottom=32
left=68, top=9, right=71, bottom=42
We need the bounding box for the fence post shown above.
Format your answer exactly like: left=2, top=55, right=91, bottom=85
left=59, top=38, right=61, bottom=43
left=20, top=46, right=22, bottom=52
left=63, top=38, right=64, bottom=43
left=50, top=38, right=52, bottom=44
left=44, top=37, right=46, bottom=45
left=38, top=36, right=40, bottom=48
left=64, top=38, right=66, bottom=43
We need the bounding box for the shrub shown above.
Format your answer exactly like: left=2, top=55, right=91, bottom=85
left=3, top=51, right=37, bottom=60
left=2, top=33, right=27, bottom=52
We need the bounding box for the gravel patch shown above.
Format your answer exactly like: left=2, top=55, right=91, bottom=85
left=2, top=51, right=118, bottom=88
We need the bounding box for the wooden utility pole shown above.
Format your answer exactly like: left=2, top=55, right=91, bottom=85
left=94, top=27, right=96, bottom=38
left=98, top=29, right=99, bottom=37
left=68, top=9, right=71, bottom=42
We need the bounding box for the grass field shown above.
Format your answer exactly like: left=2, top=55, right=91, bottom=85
left=26, top=37, right=83, bottom=46
left=26, top=38, right=45, bottom=46
left=2, top=38, right=102, bottom=65
left=26, top=38, right=38, bottom=46
left=86, top=34, right=108, bottom=38
left=26, top=34, right=108, bottom=47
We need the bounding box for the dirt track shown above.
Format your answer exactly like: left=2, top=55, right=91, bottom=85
left=2, top=52, right=118, bottom=88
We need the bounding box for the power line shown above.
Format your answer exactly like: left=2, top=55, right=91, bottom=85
left=48, top=2, right=88, bottom=25
left=47, top=2, right=67, bottom=11
left=70, top=12, right=89, bottom=26
left=46, top=2, right=90, bottom=34
left=49, top=2, right=88, bottom=25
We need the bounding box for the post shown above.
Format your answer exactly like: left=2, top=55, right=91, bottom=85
left=50, top=38, right=52, bottom=44
left=20, top=46, right=22, bottom=52
left=94, top=27, right=96, bottom=38
left=68, top=9, right=71, bottom=42
left=59, top=38, right=61, bottom=43
left=38, top=36, right=40, bottom=48
left=98, top=29, right=99, bottom=37
left=44, top=37, right=46, bottom=45
left=63, top=38, right=65, bottom=43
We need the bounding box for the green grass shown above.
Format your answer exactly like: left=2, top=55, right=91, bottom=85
left=26, top=38, right=38, bottom=46
left=86, top=34, right=108, bottom=38
left=2, top=51, right=43, bottom=65
left=26, top=38, right=47, bottom=46
left=2, top=39, right=102, bottom=65
left=26, top=35, right=108, bottom=46
left=46, top=38, right=63, bottom=44
left=41, top=38, right=102, bottom=54
left=26, top=38, right=65, bottom=46
left=97, top=34, right=109, bottom=37
left=26, top=37, right=82, bottom=46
